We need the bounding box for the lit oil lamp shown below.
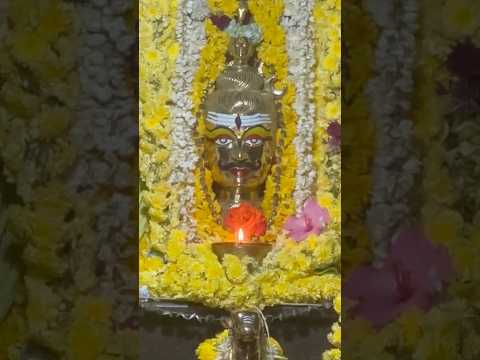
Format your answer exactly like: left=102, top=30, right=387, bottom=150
left=211, top=227, right=272, bottom=263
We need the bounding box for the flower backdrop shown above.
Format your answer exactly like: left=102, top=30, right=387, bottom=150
left=0, top=0, right=137, bottom=359
left=343, top=0, right=480, bottom=359
left=139, top=0, right=341, bottom=359
left=2, top=0, right=477, bottom=359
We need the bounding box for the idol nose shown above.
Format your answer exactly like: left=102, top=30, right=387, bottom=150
left=232, top=143, right=248, bottom=161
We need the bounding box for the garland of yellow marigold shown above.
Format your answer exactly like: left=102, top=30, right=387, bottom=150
left=341, top=0, right=377, bottom=272
left=0, top=1, right=79, bottom=355
left=313, top=0, right=341, bottom=236
left=139, top=0, right=179, bottom=274
left=192, top=17, right=231, bottom=243
left=416, top=0, right=477, bottom=276
left=249, top=0, right=298, bottom=240
left=312, top=2, right=341, bottom=359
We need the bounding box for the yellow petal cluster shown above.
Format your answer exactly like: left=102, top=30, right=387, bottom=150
left=0, top=1, right=116, bottom=357
left=196, top=330, right=285, bottom=360
left=248, top=0, right=298, bottom=236
left=312, top=2, right=342, bottom=358
left=340, top=1, right=377, bottom=271
left=139, top=0, right=179, bottom=254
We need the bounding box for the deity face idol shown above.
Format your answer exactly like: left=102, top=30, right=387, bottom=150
left=202, top=35, right=282, bottom=206
left=204, top=116, right=275, bottom=189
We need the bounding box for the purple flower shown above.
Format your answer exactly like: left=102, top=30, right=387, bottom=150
left=344, top=227, right=455, bottom=328
left=327, top=121, right=341, bottom=151
left=284, top=198, right=331, bottom=241
left=446, top=39, right=480, bottom=80
left=445, top=39, right=480, bottom=108
left=210, top=14, right=231, bottom=30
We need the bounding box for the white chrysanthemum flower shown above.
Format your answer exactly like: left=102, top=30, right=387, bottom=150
left=366, top=0, right=419, bottom=261
left=282, top=0, right=317, bottom=211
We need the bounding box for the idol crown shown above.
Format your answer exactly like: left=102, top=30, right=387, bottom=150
left=204, top=44, right=285, bottom=126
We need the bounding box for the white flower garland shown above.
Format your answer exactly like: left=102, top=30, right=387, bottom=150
left=168, top=0, right=208, bottom=240
left=72, top=0, right=137, bottom=327
left=365, top=0, right=420, bottom=261
left=282, top=0, right=317, bottom=211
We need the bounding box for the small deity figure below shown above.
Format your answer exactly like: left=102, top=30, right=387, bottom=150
left=218, top=310, right=287, bottom=360
left=202, top=31, right=282, bottom=217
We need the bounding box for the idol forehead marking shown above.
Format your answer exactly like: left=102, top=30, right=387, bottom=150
left=207, top=111, right=271, bottom=128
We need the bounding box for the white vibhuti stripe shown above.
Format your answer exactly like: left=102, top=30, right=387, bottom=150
left=169, top=0, right=208, bottom=241
left=282, top=0, right=317, bottom=212
left=207, top=112, right=271, bottom=127
left=365, top=0, right=420, bottom=263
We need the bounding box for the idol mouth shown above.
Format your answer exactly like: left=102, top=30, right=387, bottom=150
left=230, top=167, right=250, bottom=177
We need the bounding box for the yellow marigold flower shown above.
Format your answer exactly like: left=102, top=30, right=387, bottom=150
left=196, top=330, right=229, bottom=360
left=327, top=14, right=340, bottom=26
left=398, top=309, right=422, bottom=347
left=72, top=296, right=112, bottom=323
left=323, top=348, right=341, bottom=360
left=144, top=48, right=159, bottom=63
left=305, top=235, right=318, bottom=252
left=140, top=256, right=164, bottom=272
left=194, top=243, right=216, bottom=260
left=149, top=222, right=168, bottom=247
left=223, top=255, right=248, bottom=283
left=205, top=261, right=224, bottom=280
left=67, top=319, right=109, bottom=360
left=442, top=0, right=480, bottom=37
left=330, top=41, right=341, bottom=57
left=325, top=100, right=340, bottom=119
left=333, top=294, right=341, bottom=314
left=167, top=41, right=180, bottom=60
left=424, top=208, right=463, bottom=246
left=166, top=229, right=187, bottom=260
left=208, top=0, right=237, bottom=16
left=153, top=149, right=170, bottom=163
left=328, top=322, right=341, bottom=347
left=322, top=55, right=337, bottom=73
left=144, top=1, right=170, bottom=18
left=148, top=191, right=168, bottom=211
left=196, top=341, right=217, bottom=360
left=317, top=193, right=335, bottom=211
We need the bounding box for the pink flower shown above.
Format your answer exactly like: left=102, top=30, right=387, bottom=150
left=284, top=198, right=331, bottom=241
left=344, top=227, right=455, bottom=328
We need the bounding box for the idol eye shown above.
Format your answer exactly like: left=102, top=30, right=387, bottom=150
left=215, top=137, right=233, bottom=146
left=245, top=137, right=264, bottom=146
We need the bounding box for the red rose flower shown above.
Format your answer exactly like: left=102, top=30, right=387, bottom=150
left=224, top=202, right=266, bottom=241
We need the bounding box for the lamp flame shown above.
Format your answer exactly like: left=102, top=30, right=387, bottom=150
left=237, top=228, right=245, bottom=243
